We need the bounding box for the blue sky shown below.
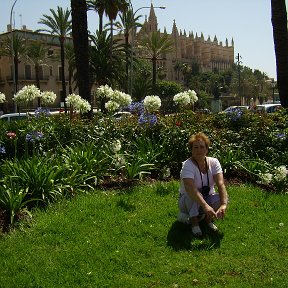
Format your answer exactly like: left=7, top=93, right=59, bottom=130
left=0, top=0, right=284, bottom=79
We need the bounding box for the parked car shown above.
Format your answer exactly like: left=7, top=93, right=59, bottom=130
left=0, top=110, right=62, bottom=122
left=255, top=104, right=282, bottom=113
left=0, top=112, right=31, bottom=122
left=222, top=106, right=249, bottom=113
left=112, top=111, right=132, bottom=120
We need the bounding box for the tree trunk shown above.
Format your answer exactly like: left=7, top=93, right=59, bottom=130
left=125, top=32, right=129, bottom=93
left=35, top=64, right=41, bottom=107
left=99, top=11, right=104, bottom=34
left=271, top=0, right=288, bottom=108
left=60, top=39, right=67, bottom=104
left=14, top=56, right=19, bottom=94
left=152, top=57, right=157, bottom=94
left=71, top=0, right=91, bottom=118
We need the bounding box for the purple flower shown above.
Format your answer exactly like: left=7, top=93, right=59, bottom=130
left=127, top=101, right=144, bottom=116
left=275, top=133, right=286, bottom=140
left=0, top=145, right=6, bottom=154
left=26, top=131, right=44, bottom=142
left=34, top=107, right=51, bottom=117
left=138, top=113, right=157, bottom=127
left=227, top=107, right=243, bottom=121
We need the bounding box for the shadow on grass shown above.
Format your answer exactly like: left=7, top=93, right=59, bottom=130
left=166, top=221, right=224, bottom=251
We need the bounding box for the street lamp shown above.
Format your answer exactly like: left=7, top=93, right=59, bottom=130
left=271, top=78, right=276, bottom=103
left=129, top=5, right=166, bottom=97
left=10, top=0, right=19, bottom=112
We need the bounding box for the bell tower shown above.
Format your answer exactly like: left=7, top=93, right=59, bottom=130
left=147, top=3, right=158, bottom=32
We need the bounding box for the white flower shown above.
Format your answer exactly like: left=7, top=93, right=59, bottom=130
left=110, top=90, right=132, bottom=107
left=40, top=91, right=57, bottom=105
left=14, top=85, right=40, bottom=105
left=105, top=100, right=120, bottom=112
left=0, top=92, right=6, bottom=103
left=112, top=140, right=121, bottom=152
left=65, top=93, right=91, bottom=113
left=96, top=85, right=114, bottom=98
left=187, top=89, right=198, bottom=103
left=173, top=91, right=191, bottom=106
left=143, top=95, right=161, bottom=113
left=274, top=165, right=288, bottom=182
left=173, top=90, right=198, bottom=107
left=162, top=167, right=171, bottom=179
left=114, top=154, right=126, bottom=168
left=258, top=172, right=273, bottom=185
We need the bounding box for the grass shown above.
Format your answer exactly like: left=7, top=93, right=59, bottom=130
left=0, top=181, right=288, bottom=288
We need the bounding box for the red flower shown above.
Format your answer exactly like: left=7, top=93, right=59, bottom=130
left=175, top=121, right=181, bottom=127
left=6, top=131, right=17, bottom=139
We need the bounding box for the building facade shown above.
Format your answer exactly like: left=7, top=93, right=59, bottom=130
left=132, top=4, right=234, bottom=83
left=0, top=25, right=72, bottom=112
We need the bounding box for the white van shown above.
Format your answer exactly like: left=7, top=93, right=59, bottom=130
left=256, top=104, right=282, bottom=113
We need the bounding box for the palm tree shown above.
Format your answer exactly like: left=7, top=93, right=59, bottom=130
left=115, top=7, right=142, bottom=92
left=0, top=34, right=26, bottom=94
left=89, top=30, right=126, bottom=87
left=26, top=40, right=50, bottom=106
left=89, top=30, right=126, bottom=110
left=104, top=0, right=130, bottom=37
left=140, top=31, right=174, bottom=93
left=87, top=0, right=107, bottom=34
left=71, top=0, right=91, bottom=115
left=88, top=0, right=129, bottom=37
left=64, top=43, right=76, bottom=95
left=38, top=7, right=72, bottom=104
left=173, top=61, right=182, bottom=81
left=271, top=0, right=288, bottom=108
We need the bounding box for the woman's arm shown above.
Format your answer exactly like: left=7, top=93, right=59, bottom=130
left=213, top=173, right=228, bottom=218
left=183, top=178, right=217, bottom=220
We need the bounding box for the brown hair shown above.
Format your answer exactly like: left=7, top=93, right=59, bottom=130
left=188, top=132, right=210, bottom=150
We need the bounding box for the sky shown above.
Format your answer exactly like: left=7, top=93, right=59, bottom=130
left=0, top=0, right=284, bottom=79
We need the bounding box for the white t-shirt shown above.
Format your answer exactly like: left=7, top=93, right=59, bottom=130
left=179, top=157, right=223, bottom=195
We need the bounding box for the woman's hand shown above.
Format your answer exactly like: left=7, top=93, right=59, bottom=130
left=203, top=205, right=217, bottom=222
left=216, top=204, right=227, bottom=219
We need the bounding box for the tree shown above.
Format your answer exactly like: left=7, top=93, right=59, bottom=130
left=26, top=40, right=50, bottom=106
left=64, top=43, right=76, bottom=94
left=115, top=7, right=142, bottom=92
left=38, top=7, right=72, bottom=104
left=132, top=59, right=152, bottom=101
left=140, top=31, right=174, bottom=93
left=271, top=0, right=288, bottom=108
left=71, top=0, right=91, bottom=116
left=104, top=0, right=130, bottom=37
left=89, top=30, right=126, bottom=111
left=0, top=34, right=26, bottom=94
left=89, top=30, right=126, bottom=88
left=87, top=0, right=107, bottom=34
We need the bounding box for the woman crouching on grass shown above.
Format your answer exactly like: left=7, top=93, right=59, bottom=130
left=177, top=132, right=228, bottom=237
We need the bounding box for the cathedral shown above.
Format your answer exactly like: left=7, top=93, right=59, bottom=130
left=132, top=4, right=234, bottom=82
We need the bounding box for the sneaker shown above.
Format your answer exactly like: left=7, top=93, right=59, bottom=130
left=207, top=222, right=218, bottom=231
left=177, top=212, right=190, bottom=224
left=191, top=225, right=202, bottom=237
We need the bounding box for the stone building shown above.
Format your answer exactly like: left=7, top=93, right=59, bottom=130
left=0, top=25, right=72, bottom=112
left=132, top=4, right=234, bottom=83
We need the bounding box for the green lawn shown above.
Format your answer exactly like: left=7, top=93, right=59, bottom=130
left=0, top=181, right=287, bottom=288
